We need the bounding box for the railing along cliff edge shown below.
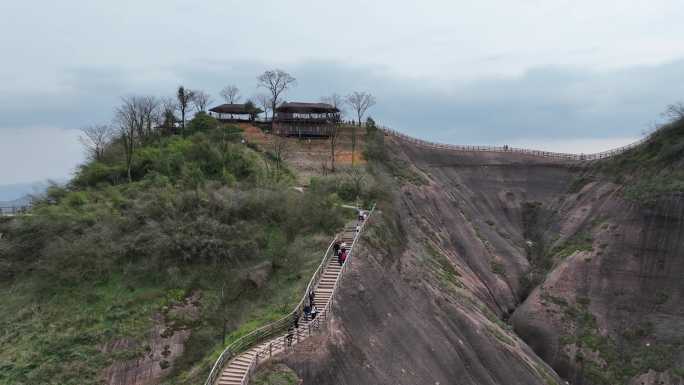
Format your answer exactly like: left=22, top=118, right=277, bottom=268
left=380, top=126, right=651, bottom=161
left=204, top=203, right=376, bottom=385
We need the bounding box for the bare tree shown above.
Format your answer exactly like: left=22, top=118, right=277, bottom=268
left=664, top=102, right=684, bottom=122
left=177, top=86, right=195, bottom=136
left=321, top=93, right=345, bottom=172
left=271, top=134, right=290, bottom=174
left=115, top=96, right=148, bottom=182
left=257, top=69, right=297, bottom=129
left=255, top=94, right=272, bottom=121
left=139, top=96, right=160, bottom=138
left=192, top=90, right=213, bottom=113
left=321, top=93, right=346, bottom=117
left=159, top=97, right=178, bottom=132
left=347, top=91, right=376, bottom=127
left=220, top=85, right=241, bottom=104
left=79, top=124, right=114, bottom=161
left=346, top=92, right=376, bottom=165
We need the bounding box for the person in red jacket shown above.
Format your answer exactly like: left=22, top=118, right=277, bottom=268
left=338, top=249, right=347, bottom=266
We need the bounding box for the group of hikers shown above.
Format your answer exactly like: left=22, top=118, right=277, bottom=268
left=333, top=209, right=368, bottom=266
left=287, top=289, right=319, bottom=346
left=285, top=208, right=369, bottom=347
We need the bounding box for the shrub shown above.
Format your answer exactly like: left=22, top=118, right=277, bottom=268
left=186, top=111, right=220, bottom=134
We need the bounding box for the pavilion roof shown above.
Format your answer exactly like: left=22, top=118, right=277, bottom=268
left=209, top=103, right=263, bottom=114
left=276, top=102, right=340, bottom=113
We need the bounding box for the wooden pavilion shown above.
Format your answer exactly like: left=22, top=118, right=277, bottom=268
left=273, top=102, right=340, bottom=137
left=209, top=103, right=263, bottom=122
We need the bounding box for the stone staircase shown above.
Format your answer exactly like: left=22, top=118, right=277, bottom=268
left=214, top=224, right=360, bottom=385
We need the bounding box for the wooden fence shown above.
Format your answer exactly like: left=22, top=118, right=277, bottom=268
left=380, top=126, right=651, bottom=161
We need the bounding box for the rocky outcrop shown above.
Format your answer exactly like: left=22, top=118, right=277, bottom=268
left=102, top=292, right=200, bottom=385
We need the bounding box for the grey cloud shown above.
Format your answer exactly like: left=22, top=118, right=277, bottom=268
left=1, top=59, right=683, bottom=146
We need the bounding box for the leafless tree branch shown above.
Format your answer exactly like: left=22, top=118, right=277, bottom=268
left=79, top=124, right=114, bottom=161
left=346, top=91, right=376, bottom=165
left=220, top=85, right=241, bottom=104
left=257, top=69, right=297, bottom=129
left=255, top=93, right=273, bottom=121
left=192, top=90, right=213, bottom=112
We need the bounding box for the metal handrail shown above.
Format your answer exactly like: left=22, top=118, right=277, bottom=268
left=204, top=203, right=376, bottom=385
left=241, top=203, right=377, bottom=384
left=324, top=203, right=376, bottom=316
left=203, top=238, right=336, bottom=385
left=380, top=126, right=652, bottom=161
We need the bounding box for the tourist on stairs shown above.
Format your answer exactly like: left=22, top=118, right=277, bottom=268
left=333, top=238, right=341, bottom=257
left=303, top=303, right=312, bottom=321
left=292, top=311, right=300, bottom=329
left=338, top=249, right=347, bottom=266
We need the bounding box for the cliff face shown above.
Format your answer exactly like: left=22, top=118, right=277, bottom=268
left=280, top=139, right=573, bottom=384
left=277, top=136, right=684, bottom=385
left=512, top=181, right=684, bottom=384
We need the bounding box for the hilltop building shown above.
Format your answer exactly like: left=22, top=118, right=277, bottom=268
left=274, top=102, right=340, bottom=137
left=209, top=103, right=263, bottom=122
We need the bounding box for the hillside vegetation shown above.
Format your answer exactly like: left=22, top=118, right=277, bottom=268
left=0, top=115, right=378, bottom=385
left=595, top=116, right=684, bottom=204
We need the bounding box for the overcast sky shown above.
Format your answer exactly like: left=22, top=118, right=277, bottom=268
left=1, top=0, right=684, bottom=186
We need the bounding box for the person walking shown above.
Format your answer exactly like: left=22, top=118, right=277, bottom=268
left=308, top=290, right=315, bottom=307
left=293, top=311, right=300, bottom=329
left=338, top=249, right=347, bottom=266
left=333, top=239, right=341, bottom=257
left=303, top=303, right=312, bottom=321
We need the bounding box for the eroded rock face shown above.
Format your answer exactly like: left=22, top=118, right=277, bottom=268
left=281, top=138, right=684, bottom=385
left=512, top=181, right=684, bottom=384
left=102, top=292, right=200, bottom=385
left=279, top=140, right=572, bottom=384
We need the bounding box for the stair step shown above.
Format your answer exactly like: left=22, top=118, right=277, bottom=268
left=234, top=357, right=253, bottom=365
left=221, top=374, right=244, bottom=380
